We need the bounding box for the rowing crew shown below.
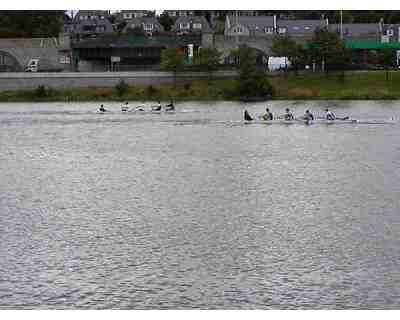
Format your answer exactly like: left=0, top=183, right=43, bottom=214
left=99, top=101, right=175, bottom=113
left=244, top=108, right=347, bottom=121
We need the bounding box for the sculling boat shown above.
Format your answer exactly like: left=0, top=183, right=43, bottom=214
left=244, top=118, right=396, bottom=125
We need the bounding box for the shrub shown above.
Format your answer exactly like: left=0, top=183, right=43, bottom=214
left=146, top=85, right=158, bottom=98
left=115, top=79, right=129, bottom=97
left=34, top=85, right=48, bottom=98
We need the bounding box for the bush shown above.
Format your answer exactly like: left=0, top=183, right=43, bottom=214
left=34, top=85, right=48, bottom=98
left=237, top=74, right=275, bottom=99
left=146, top=85, right=158, bottom=98
left=115, top=79, right=129, bottom=97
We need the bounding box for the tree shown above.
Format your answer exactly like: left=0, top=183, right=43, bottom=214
left=159, top=12, right=174, bottom=31
left=116, top=21, right=127, bottom=35
left=271, top=35, right=306, bottom=73
left=380, top=48, right=396, bottom=81
left=194, top=47, right=221, bottom=81
left=161, top=48, right=185, bottom=85
left=0, top=11, right=65, bottom=38
left=333, top=10, right=354, bottom=23
left=309, top=28, right=347, bottom=74
left=231, top=45, right=274, bottom=100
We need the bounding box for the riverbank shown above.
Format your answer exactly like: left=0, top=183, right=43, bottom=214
left=1, top=71, right=400, bottom=102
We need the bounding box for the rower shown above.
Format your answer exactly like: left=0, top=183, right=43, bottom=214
left=152, top=101, right=162, bottom=111
left=165, top=101, right=175, bottom=111
left=283, top=108, right=294, bottom=120
left=99, top=104, right=107, bottom=112
left=261, top=107, right=273, bottom=121
left=135, top=104, right=145, bottom=111
left=325, top=108, right=336, bottom=120
left=121, top=102, right=129, bottom=112
left=244, top=109, right=253, bottom=121
left=304, top=109, right=314, bottom=121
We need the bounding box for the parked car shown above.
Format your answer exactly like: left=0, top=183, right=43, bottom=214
left=25, top=59, right=63, bottom=72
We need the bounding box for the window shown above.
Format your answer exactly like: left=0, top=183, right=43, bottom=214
left=180, top=23, right=190, bottom=30
left=387, top=29, right=394, bottom=36
left=234, top=27, right=244, bottom=33
left=278, top=27, right=287, bottom=34
left=193, top=23, right=202, bottom=29
left=143, top=24, right=154, bottom=31
left=264, top=27, right=274, bottom=34
left=100, top=16, right=105, bottom=20
left=305, top=26, right=311, bottom=30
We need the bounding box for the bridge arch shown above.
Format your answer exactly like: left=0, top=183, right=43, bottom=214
left=0, top=50, right=23, bottom=72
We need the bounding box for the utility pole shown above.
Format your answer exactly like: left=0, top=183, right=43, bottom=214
left=235, top=10, right=239, bottom=49
left=340, top=10, right=343, bottom=40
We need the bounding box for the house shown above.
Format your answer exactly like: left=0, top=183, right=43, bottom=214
left=173, top=16, right=212, bottom=35
left=122, top=17, right=164, bottom=35
left=224, top=15, right=276, bottom=37
left=276, top=19, right=327, bottom=38
left=69, top=10, right=115, bottom=40
left=117, top=10, right=155, bottom=21
left=378, top=23, right=400, bottom=42
left=165, top=10, right=195, bottom=17
left=328, top=23, right=381, bottom=41
left=74, top=10, right=110, bottom=21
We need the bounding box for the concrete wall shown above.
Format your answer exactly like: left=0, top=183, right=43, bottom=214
left=0, top=71, right=237, bottom=92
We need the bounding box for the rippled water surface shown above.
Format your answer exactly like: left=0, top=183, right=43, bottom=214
left=0, top=100, right=400, bottom=309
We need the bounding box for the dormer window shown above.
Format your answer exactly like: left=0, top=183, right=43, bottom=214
left=234, top=26, right=244, bottom=33
left=193, top=23, right=202, bottom=29
left=264, top=27, right=274, bottom=34
left=143, top=23, right=154, bottom=31
left=100, top=16, right=104, bottom=20
left=305, top=26, right=311, bottom=30
left=180, top=23, right=190, bottom=30
left=278, top=27, right=287, bottom=34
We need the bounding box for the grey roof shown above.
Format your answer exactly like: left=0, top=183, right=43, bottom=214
left=75, top=19, right=115, bottom=34
left=328, top=23, right=380, bottom=36
left=122, top=17, right=164, bottom=33
left=228, top=15, right=274, bottom=30
left=277, top=19, right=326, bottom=35
left=74, top=10, right=110, bottom=21
left=173, top=16, right=211, bottom=32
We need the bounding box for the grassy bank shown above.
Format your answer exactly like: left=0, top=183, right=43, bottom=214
left=270, top=71, right=400, bottom=100
left=0, top=79, right=238, bottom=102
left=1, top=71, right=400, bottom=102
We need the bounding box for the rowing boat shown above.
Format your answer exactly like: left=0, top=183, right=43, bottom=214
left=128, top=109, right=175, bottom=114
left=244, top=119, right=395, bottom=125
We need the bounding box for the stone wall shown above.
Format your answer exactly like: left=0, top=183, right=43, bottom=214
left=0, top=71, right=237, bottom=92
left=212, top=35, right=274, bottom=60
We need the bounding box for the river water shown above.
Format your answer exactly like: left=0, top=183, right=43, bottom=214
left=0, top=101, right=399, bottom=309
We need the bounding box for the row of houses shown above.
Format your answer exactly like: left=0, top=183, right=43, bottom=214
left=64, top=10, right=212, bottom=40
left=64, top=10, right=400, bottom=44
left=225, top=15, right=400, bottom=43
